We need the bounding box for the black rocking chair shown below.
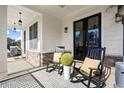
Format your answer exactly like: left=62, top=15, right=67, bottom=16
left=71, top=47, right=111, bottom=88
left=46, top=52, right=63, bottom=74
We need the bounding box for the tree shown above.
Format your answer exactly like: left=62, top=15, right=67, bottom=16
left=7, top=37, right=21, bottom=50
left=15, top=40, right=21, bottom=48
left=7, top=37, right=15, bottom=50
left=7, top=37, right=15, bottom=44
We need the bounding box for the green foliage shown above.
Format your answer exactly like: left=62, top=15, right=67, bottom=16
left=7, top=37, right=15, bottom=45
left=16, top=40, right=21, bottom=47
left=7, top=37, right=21, bottom=48
left=61, top=53, right=73, bottom=66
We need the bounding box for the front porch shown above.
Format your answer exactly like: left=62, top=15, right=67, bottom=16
left=0, top=5, right=124, bottom=88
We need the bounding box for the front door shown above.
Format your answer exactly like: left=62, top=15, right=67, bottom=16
left=74, top=13, right=101, bottom=60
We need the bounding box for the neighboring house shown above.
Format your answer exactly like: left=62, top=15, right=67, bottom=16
left=0, top=5, right=123, bottom=78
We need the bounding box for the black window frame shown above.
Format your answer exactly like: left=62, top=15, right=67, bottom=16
left=29, top=22, right=38, bottom=50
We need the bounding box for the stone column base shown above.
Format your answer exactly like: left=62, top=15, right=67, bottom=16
left=105, top=55, right=123, bottom=67
left=0, top=72, right=7, bottom=80
left=26, top=51, right=41, bottom=67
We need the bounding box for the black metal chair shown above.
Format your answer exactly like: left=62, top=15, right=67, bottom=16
left=71, top=47, right=111, bottom=88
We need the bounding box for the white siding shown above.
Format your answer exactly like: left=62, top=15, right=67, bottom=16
left=42, top=13, right=62, bottom=53
left=102, top=7, right=123, bottom=56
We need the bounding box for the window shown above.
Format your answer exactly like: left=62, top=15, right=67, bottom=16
left=29, top=22, right=38, bottom=50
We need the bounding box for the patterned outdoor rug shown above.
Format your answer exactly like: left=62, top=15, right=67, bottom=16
left=0, top=74, right=43, bottom=88
left=0, top=68, right=112, bottom=88
left=32, top=69, right=90, bottom=88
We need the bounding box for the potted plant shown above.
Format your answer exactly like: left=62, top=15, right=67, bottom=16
left=61, top=53, right=73, bottom=80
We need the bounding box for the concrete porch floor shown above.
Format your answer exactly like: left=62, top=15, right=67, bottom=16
left=106, top=67, right=115, bottom=88
left=7, top=57, right=34, bottom=74
left=0, top=63, right=115, bottom=88
left=0, top=65, right=115, bottom=88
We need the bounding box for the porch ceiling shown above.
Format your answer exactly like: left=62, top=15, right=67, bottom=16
left=7, top=5, right=40, bottom=30
left=7, top=5, right=110, bottom=30
left=24, top=5, right=101, bottom=19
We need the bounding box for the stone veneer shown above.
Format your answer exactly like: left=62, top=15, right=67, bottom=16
left=42, top=52, right=54, bottom=66
left=105, top=55, right=123, bottom=67
left=26, top=51, right=41, bottom=67
left=42, top=52, right=123, bottom=67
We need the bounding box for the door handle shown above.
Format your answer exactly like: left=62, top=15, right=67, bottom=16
left=86, top=42, right=88, bottom=46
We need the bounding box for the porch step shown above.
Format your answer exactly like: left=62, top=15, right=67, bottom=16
left=0, top=71, right=28, bottom=82
left=0, top=66, right=46, bottom=82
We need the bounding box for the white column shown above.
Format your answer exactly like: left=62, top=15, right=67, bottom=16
left=0, top=5, right=7, bottom=79
left=39, top=14, right=43, bottom=66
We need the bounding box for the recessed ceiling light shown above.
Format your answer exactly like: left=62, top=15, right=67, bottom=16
left=59, top=5, right=66, bottom=8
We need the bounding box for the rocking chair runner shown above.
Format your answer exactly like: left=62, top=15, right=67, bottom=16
left=71, top=47, right=111, bottom=88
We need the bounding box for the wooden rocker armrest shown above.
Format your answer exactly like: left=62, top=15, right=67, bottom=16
left=88, top=67, right=97, bottom=70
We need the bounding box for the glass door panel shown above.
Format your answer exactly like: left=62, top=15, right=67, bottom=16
left=74, top=13, right=101, bottom=60
left=87, top=15, right=101, bottom=48
left=74, top=21, right=84, bottom=60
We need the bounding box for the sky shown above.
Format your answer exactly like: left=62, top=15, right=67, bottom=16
left=7, top=29, right=21, bottom=41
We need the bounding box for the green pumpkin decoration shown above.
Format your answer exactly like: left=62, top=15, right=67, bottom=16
left=61, top=53, right=73, bottom=66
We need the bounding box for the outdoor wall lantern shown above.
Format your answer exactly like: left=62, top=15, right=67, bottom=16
left=59, top=5, right=66, bottom=8
left=115, top=13, right=122, bottom=22
left=64, top=27, right=68, bottom=33
left=115, top=6, right=124, bottom=23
